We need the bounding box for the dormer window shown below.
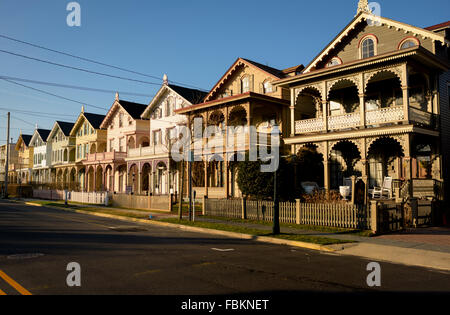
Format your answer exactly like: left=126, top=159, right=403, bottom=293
left=359, top=35, right=377, bottom=59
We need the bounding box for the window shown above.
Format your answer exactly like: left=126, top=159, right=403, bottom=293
left=241, top=76, right=250, bottom=93
left=119, top=138, right=124, bottom=152
left=119, top=113, right=124, bottom=127
left=399, top=38, right=419, bottom=50
left=168, top=127, right=177, bottom=140
left=326, top=57, right=342, bottom=68
left=263, top=81, right=273, bottom=94
left=109, top=139, right=114, bottom=152
left=361, top=38, right=375, bottom=59
left=153, top=130, right=161, bottom=145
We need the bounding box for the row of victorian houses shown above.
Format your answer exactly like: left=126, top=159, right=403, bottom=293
left=1, top=1, right=450, bottom=202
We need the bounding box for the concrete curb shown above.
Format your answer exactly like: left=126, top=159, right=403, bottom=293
left=21, top=201, right=337, bottom=252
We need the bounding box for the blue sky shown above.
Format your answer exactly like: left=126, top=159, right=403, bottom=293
left=0, top=0, right=448, bottom=143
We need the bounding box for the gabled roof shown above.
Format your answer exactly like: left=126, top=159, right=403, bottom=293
left=83, top=113, right=106, bottom=129
left=204, top=57, right=289, bottom=102
left=57, top=121, right=75, bottom=137
left=118, top=100, right=148, bottom=119
left=47, top=121, right=75, bottom=141
left=30, top=129, right=48, bottom=147
left=168, top=84, right=208, bottom=104
left=425, top=21, right=450, bottom=31
left=36, top=129, right=51, bottom=142
left=15, top=134, right=32, bottom=151
left=100, top=97, right=148, bottom=129
left=141, top=83, right=208, bottom=118
left=70, top=112, right=106, bottom=136
left=302, top=12, right=450, bottom=73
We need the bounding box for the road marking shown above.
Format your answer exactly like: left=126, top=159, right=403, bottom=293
left=0, top=289, right=6, bottom=295
left=0, top=270, right=32, bottom=295
left=133, top=269, right=161, bottom=277
left=211, top=248, right=235, bottom=252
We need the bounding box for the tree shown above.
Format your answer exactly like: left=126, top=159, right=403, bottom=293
left=296, top=146, right=324, bottom=185
left=236, top=154, right=297, bottom=200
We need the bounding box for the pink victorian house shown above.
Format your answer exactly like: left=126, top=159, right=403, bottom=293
left=83, top=93, right=149, bottom=192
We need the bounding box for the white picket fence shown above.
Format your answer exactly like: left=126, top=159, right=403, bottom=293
left=33, top=189, right=109, bottom=205
left=69, top=191, right=109, bottom=205
left=204, top=198, right=370, bottom=229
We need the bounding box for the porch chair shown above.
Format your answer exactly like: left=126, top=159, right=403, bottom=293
left=370, top=176, right=393, bottom=199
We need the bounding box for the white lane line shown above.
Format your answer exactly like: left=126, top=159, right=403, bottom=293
left=212, top=248, right=235, bottom=252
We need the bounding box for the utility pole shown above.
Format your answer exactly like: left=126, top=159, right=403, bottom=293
left=178, top=160, right=184, bottom=220
left=4, top=112, right=10, bottom=199
left=188, top=152, right=193, bottom=221
left=272, top=168, right=280, bottom=234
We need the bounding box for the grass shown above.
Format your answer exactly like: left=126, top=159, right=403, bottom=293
left=159, top=218, right=355, bottom=245
left=203, top=215, right=374, bottom=237
left=27, top=200, right=160, bottom=219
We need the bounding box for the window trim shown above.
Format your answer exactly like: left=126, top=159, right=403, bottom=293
left=326, top=56, right=343, bottom=68
left=397, top=36, right=420, bottom=50
left=241, top=75, right=250, bottom=93
left=358, top=34, right=378, bottom=59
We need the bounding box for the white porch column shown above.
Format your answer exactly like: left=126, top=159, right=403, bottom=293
left=290, top=88, right=296, bottom=136
left=322, top=100, right=328, bottom=132
left=359, top=93, right=366, bottom=128
left=401, top=64, right=410, bottom=122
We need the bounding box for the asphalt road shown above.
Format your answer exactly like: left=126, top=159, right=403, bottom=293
left=0, top=200, right=449, bottom=296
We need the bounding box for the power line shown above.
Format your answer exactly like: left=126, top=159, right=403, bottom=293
left=0, top=75, right=155, bottom=98
left=1, top=78, right=108, bottom=111
left=0, top=33, right=207, bottom=91
left=10, top=116, right=35, bottom=127
left=0, top=49, right=162, bottom=86
left=0, top=107, right=76, bottom=118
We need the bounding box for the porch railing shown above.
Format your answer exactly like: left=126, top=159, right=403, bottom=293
left=328, top=112, right=360, bottom=130
left=127, top=145, right=167, bottom=158
left=86, top=151, right=127, bottom=162
left=294, top=106, right=437, bottom=134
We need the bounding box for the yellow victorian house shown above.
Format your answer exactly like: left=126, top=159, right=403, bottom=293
left=47, top=121, right=76, bottom=190
left=14, top=134, right=33, bottom=184
left=176, top=58, right=303, bottom=198
left=69, top=107, right=107, bottom=192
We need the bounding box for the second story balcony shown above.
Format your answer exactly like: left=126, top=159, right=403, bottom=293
left=292, top=66, right=439, bottom=136
left=294, top=106, right=436, bottom=134
left=85, top=151, right=127, bottom=164
left=127, top=145, right=168, bottom=159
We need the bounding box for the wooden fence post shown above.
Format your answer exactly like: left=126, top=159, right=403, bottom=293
left=296, top=199, right=301, bottom=225
left=370, top=200, right=379, bottom=234
left=351, top=176, right=356, bottom=205
left=202, top=196, right=207, bottom=216
left=241, top=197, right=247, bottom=219
left=169, top=193, right=173, bottom=212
